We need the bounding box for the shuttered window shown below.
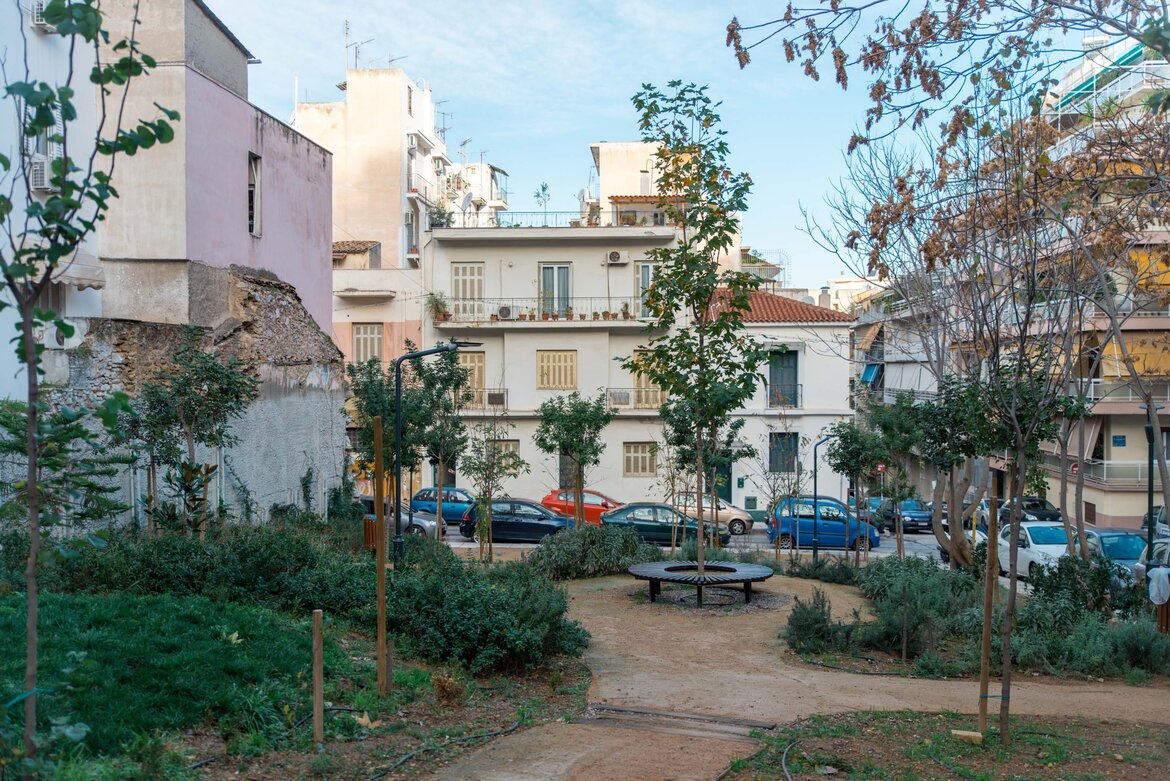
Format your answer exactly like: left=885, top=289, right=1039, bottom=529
left=458, top=351, right=486, bottom=407
left=623, top=443, right=656, bottom=477
left=492, top=440, right=520, bottom=455
left=352, top=323, right=383, bottom=364
left=451, top=263, right=484, bottom=319
left=633, top=350, right=663, bottom=408
left=537, top=350, right=576, bottom=389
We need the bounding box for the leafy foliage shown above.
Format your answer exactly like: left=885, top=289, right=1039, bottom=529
left=534, top=392, right=616, bottom=526
left=525, top=524, right=662, bottom=580
left=460, top=417, right=528, bottom=560
left=784, top=588, right=857, bottom=654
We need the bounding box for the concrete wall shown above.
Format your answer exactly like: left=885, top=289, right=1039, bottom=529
left=596, top=142, right=658, bottom=211
left=183, top=0, right=248, bottom=98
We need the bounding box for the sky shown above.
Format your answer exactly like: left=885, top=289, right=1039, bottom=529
left=208, top=0, right=876, bottom=290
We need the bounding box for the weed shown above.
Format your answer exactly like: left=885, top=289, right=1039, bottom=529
left=433, top=671, right=466, bottom=706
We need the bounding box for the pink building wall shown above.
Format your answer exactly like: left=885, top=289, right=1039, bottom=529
left=185, top=71, right=333, bottom=330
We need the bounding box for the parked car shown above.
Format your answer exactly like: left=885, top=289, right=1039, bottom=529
left=1077, top=528, right=1148, bottom=572
left=936, top=518, right=988, bottom=564
left=1140, top=505, right=1170, bottom=540
left=459, top=499, right=568, bottom=543
left=361, top=498, right=439, bottom=539
left=857, top=496, right=885, bottom=523
left=769, top=496, right=880, bottom=551
left=877, top=499, right=934, bottom=533
left=672, top=492, right=755, bottom=535
left=411, top=487, right=476, bottom=523
left=997, top=496, right=1062, bottom=524
left=997, top=521, right=1070, bottom=579
left=600, top=502, right=731, bottom=546
left=1134, top=538, right=1170, bottom=587
left=539, top=489, right=622, bottom=525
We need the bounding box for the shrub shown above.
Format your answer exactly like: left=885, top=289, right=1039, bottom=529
left=392, top=538, right=588, bottom=672
left=526, top=524, right=661, bottom=580
left=1108, top=617, right=1170, bottom=675
left=786, top=555, right=858, bottom=585
left=784, top=588, right=857, bottom=654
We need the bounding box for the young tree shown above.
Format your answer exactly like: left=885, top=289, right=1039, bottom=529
left=533, top=391, right=615, bottom=528
left=138, top=328, right=259, bottom=537
left=625, top=82, right=766, bottom=573
left=460, top=415, right=528, bottom=562
left=534, top=181, right=551, bottom=224
left=346, top=358, right=426, bottom=512
left=824, top=418, right=886, bottom=563
left=749, top=422, right=813, bottom=559
left=1, top=0, right=178, bottom=755
left=405, top=341, right=471, bottom=540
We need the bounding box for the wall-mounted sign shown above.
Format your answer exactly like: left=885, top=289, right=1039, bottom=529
left=1112, top=435, right=1126, bottom=448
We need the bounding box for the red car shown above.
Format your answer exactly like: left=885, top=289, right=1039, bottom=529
left=540, top=489, right=623, bottom=525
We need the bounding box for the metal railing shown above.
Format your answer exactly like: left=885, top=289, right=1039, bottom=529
left=1050, top=62, right=1170, bottom=121
left=408, top=173, right=435, bottom=203
left=462, top=388, right=508, bottom=411
left=767, top=384, right=802, bottom=408
left=436, top=210, right=678, bottom=229
left=881, top=388, right=937, bottom=404
left=607, top=387, right=665, bottom=410
left=1070, top=379, right=1170, bottom=403
left=1042, top=451, right=1161, bottom=485
left=437, top=297, right=646, bottom=323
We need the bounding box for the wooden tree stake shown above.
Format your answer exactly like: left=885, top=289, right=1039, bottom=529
left=312, top=609, right=324, bottom=745
left=374, top=416, right=388, bottom=697
left=978, top=495, right=998, bottom=733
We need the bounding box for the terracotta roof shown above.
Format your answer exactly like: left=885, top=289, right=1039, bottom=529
left=715, top=288, right=856, bottom=323
left=332, top=240, right=381, bottom=254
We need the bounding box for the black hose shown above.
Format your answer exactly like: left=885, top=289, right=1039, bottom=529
left=781, top=739, right=799, bottom=781
left=185, top=706, right=364, bottom=771
left=800, top=656, right=913, bottom=677
left=368, top=719, right=522, bottom=780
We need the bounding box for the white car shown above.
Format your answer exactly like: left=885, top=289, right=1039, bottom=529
left=997, top=521, right=1070, bottom=580
left=1134, top=538, right=1170, bottom=587
left=937, top=522, right=988, bottom=565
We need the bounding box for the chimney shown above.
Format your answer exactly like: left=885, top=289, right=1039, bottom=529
left=818, top=286, right=831, bottom=309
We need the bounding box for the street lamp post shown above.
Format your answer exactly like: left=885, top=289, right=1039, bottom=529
left=1142, top=403, right=1164, bottom=564
left=811, top=434, right=836, bottom=561
left=393, top=340, right=479, bottom=566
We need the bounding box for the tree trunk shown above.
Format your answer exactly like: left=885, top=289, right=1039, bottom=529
left=1057, top=427, right=1077, bottom=558
left=1074, top=419, right=1089, bottom=559
left=695, top=428, right=705, bottom=574
left=575, top=461, right=586, bottom=528
left=999, top=455, right=1024, bottom=743
left=435, top=457, right=445, bottom=543
left=895, top=507, right=905, bottom=560
left=22, top=314, right=42, bottom=758
left=930, top=475, right=953, bottom=567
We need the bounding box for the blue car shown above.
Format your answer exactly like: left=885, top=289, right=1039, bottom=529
left=769, top=495, right=881, bottom=551
left=877, top=499, right=934, bottom=533
left=411, top=487, right=476, bottom=523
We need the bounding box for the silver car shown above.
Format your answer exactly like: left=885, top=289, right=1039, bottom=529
left=361, top=498, right=440, bottom=539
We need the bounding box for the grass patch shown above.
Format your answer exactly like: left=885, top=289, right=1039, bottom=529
left=728, top=711, right=1170, bottom=780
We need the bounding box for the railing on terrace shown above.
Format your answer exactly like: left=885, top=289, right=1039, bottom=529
left=462, top=388, right=508, bottom=411
left=1041, top=452, right=1160, bottom=485
left=767, top=384, right=802, bottom=408
left=607, top=387, right=665, bottom=410
left=1049, top=62, right=1170, bottom=122
left=435, top=210, right=679, bottom=229
left=439, top=297, right=646, bottom=323
left=1069, top=379, right=1170, bottom=403
left=881, top=388, right=937, bottom=404
left=408, top=173, right=435, bottom=203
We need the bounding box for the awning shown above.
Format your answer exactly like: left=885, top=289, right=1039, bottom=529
left=860, top=363, right=883, bottom=385
left=1043, top=416, right=1103, bottom=460
left=855, top=323, right=882, bottom=353
left=52, top=251, right=105, bottom=290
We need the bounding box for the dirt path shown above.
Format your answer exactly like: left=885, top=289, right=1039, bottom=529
left=429, top=575, right=1170, bottom=781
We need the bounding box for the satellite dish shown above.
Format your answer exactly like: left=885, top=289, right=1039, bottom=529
left=460, top=192, right=473, bottom=211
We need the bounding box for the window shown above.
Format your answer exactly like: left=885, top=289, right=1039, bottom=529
left=768, top=351, right=799, bottom=407
left=537, top=350, right=576, bottom=389
left=540, top=264, right=571, bottom=316
left=351, top=323, right=383, bottom=364
left=637, top=263, right=657, bottom=318
left=623, top=442, right=656, bottom=477
left=513, top=502, right=545, bottom=518
left=36, top=282, right=65, bottom=319
left=632, top=351, right=662, bottom=408
left=628, top=506, right=655, bottom=521
left=247, top=154, right=262, bottom=236
left=769, top=432, right=799, bottom=473
left=458, top=351, right=485, bottom=406
left=451, top=262, right=484, bottom=318
left=491, top=439, right=520, bottom=455
left=407, top=86, right=413, bottom=116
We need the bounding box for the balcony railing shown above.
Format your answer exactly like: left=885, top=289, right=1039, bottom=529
left=767, top=384, right=802, bottom=408
left=408, top=173, right=435, bottom=203
left=881, top=388, right=937, bottom=404
left=436, top=210, right=678, bottom=229
left=607, top=387, right=665, bottom=410
left=1069, top=379, right=1170, bottom=404
left=437, top=297, right=646, bottom=323
left=462, top=388, right=508, bottom=411
left=1042, top=452, right=1161, bottom=486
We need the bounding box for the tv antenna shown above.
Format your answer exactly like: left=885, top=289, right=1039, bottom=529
left=343, top=20, right=374, bottom=70
left=458, top=137, right=472, bottom=167
left=385, top=52, right=408, bottom=68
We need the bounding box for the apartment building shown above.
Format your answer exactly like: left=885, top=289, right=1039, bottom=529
left=422, top=141, right=853, bottom=505
left=2, top=0, right=347, bottom=516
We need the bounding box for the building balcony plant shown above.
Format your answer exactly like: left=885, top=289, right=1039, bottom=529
left=426, top=292, right=452, bottom=322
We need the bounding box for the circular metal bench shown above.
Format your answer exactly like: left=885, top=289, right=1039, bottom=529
left=628, top=560, right=775, bottom=607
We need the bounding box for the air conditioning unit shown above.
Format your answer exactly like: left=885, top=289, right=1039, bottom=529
left=486, top=390, right=507, bottom=407
left=497, top=304, right=519, bottom=321
left=606, top=250, right=630, bottom=265
left=29, top=158, right=53, bottom=191
left=30, top=0, right=53, bottom=30
left=609, top=390, right=631, bottom=406
left=407, top=134, right=418, bottom=154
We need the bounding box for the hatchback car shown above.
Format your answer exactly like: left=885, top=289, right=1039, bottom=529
left=672, top=493, right=755, bottom=535
left=877, top=499, right=934, bottom=533
left=361, top=498, right=439, bottom=539
left=411, top=487, right=476, bottom=523
left=1076, top=528, right=1148, bottom=576
left=600, top=502, right=730, bottom=546
left=540, top=489, right=622, bottom=525
left=936, top=519, right=988, bottom=565
left=458, top=499, right=568, bottom=543
left=770, top=496, right=880, bottom=551
left=998, top=496, right=1062, bottom=524
left=997, top=521, right=1069, bottom=579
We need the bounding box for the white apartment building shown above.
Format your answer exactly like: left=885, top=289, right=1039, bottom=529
left=422, top=142, right=854, bottom=507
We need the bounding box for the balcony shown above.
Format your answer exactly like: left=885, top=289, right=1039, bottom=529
left=1041, top=452, right=1162, bottom=487
left=880, top=388, right=937, bottom=404
left=434, top=297, right=649, bottom=329
left=408, top=174, right=435, bottom=204
left=332, top=269, right=397, bottom=300
left=767, top=384, right=803, bottom=408
left=438, top=211, right=678, bottom=229
left=607, top=387, right=666, bottom=411
left=463, top=388, right=508, bottom=412
left=1071, top=379, right=1170, bottom=405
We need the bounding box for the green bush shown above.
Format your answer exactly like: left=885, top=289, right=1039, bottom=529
left=526, top=524, right=661, bottom=580
left=0, top=593, right=316, bottom=756
left=786, top=555, right=858, bottom=585
left=784, top=588, right=857, bottom=654
left=392, top=538, right=588, bottom=672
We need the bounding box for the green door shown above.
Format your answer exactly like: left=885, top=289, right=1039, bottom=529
left=715, top=463, right=732, bottom=503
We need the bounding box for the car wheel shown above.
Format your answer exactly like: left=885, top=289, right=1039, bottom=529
left=852, top=536, right=871, bottom=552
left=778, top=534, right=794, bottom=550
left=729, top=519, right=747, bottom=536
left=1028, top=562, right=1037, bottom=581
left=472, top=533, right=481, bottom=544
left=405, top=524, right=426, bottom=536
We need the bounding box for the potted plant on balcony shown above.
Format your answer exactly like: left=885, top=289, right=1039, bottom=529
left=602, top=310, right=612, bottom=321
left=518, top=312, right=528, bottom=322
left=592, top=311, right=600, bottom=320
left=578, top=312, right=586, bottom=320
left=620, top=302, right=632, bottom=320
left=426, top=292, right=451, bottom=322
left=541, top=310, right=551, bottom=321
left=565, top=306, right=574, bottom=320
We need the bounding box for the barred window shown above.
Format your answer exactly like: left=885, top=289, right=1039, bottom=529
left=623, top=442, right=656, bottom=477
left=491, top=440, right=520, bottom=455
left=537, top=350, right=577, bottom=389
left=769, top=432, right=800, bottom=473
left=352, top=323, right=383, bottom=364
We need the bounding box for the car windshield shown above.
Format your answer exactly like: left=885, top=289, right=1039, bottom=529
left=903, top=500, right=925, bottom=511
left=1022, top=498, right=1057, bottom=511
left=1028, top=526, right=1069, bottom=545
left=1099, top=535, right=1146, bottom=560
